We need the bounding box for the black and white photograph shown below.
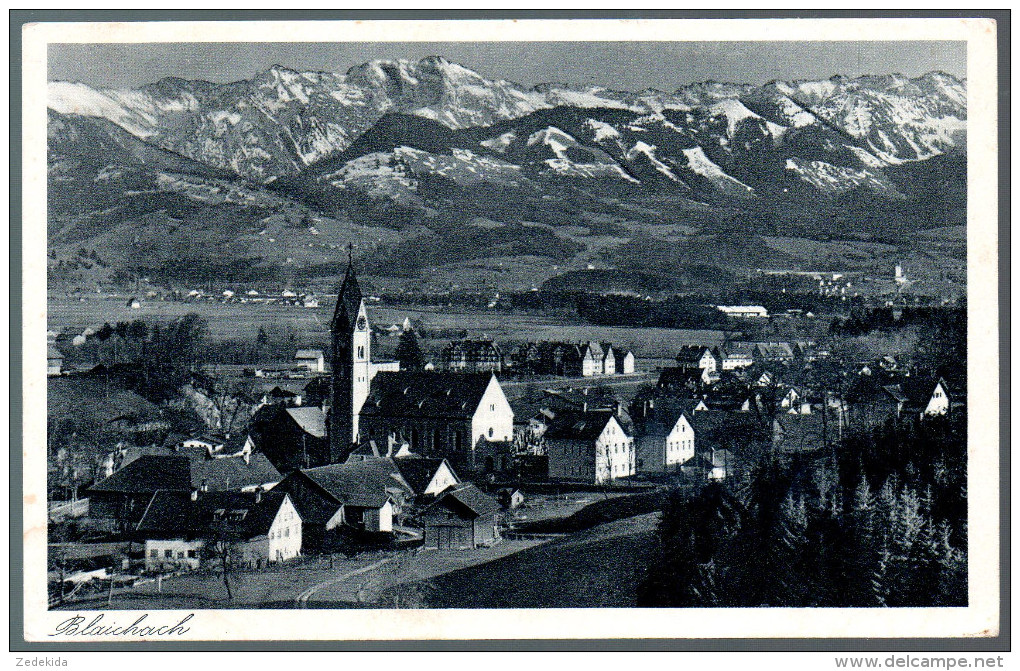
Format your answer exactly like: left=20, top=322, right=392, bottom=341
left=17, top=15, right=1002, bottom=645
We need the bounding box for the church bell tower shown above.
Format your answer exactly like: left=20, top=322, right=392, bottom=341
left=329, top=246, right=371, bottom=462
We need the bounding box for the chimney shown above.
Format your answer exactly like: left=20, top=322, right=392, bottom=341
left=243, top=451, right=250, bottom=465
left=201, top=478, right=208, bottom=492
left=255, top=488, right=262, bottom=503
left=190, top=489, right=198, bottom=502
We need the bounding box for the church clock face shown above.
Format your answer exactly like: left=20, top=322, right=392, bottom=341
left=356, top=315, right=367, bottom=330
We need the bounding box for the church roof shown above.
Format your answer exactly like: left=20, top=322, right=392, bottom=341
left=331, top=257, right=363, bottom=331
left=360, top=372, right=494, bottom=420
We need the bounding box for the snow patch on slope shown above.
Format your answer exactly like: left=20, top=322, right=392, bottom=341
left=682, top=147, right=754, bottom=195
left=625, top=141, right=681, bottom=182
left=784, top=157, right=899, bottom=195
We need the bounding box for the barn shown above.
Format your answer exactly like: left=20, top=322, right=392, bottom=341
left=419, top=484, right=500, bottom=550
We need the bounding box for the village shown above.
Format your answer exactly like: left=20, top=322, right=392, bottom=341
left=44, top=256, right=967, bottom=610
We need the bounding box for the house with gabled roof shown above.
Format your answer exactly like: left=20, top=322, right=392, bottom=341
left=87, top=455, right=192, bottom=530
left=274, top=459, right=414, bottom=550
left=544, top=410, right=634, bottom=484
left=920, top=376, right=966, bottom=418
left=633, top=400, right=696, bottom=474
left=135, top=489, right=302, bottom=571
left=441, top=340, right=504, bottom=373
left=295, top=349, right=326, bottom=373
left=418, top=484, right=501, bottom=550
left=614, top=348, right=635, bottom=375
left=601, top=343, right=616, bottom=375
left=249, top=404, right=330, bottom=471
left=718, top=342, right=756, bottom=370
left=675, top=346, right=718, bottom=374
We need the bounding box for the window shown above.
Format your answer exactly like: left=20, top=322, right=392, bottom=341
left=285, top=527, right=290, bottom=537
left=187, top=550, right=197, bottom=558
left=164, top=549, right=173, bottom=559
left=178, top=551, right=185, bottom=559
left=150, top=548, right=158, bottom=558
left=490, top=404, right=495, bottom=411
left=488, top=427, right=494, bottom=438
left=357, top=346, right=365, bottom=358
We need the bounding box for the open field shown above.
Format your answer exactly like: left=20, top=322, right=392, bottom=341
left=49, top=297, right=728, bottom=359
left=384, top=512, right=661, bottom=608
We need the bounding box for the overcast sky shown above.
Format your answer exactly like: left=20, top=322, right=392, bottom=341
left=48, top=41, right=966, bottom=91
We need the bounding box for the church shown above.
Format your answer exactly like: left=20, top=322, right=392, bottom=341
left=328, top=258, right=513, bottom=472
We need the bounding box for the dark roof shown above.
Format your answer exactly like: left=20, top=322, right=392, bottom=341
left=544, top=410, right=619, bottom=441
left=657, top=367, right=704, bottom=390
left=443, top=340, right=503, bottom=357
left=331, top=262, right=362, bottom=331
left=135, top=490, right=200, bottom=538
left=89, top=456, right=192, bottom=494
left=882, top=384, right=910, bottom=404
left=675, top=345, right=712, bottom=364
left=773, top=413, right=826, bottom=452
left=393, top=457, right=458, bottom=495
left=434, top=484, right=500, bottom=518
left=195, top=490, right=291, bottom=538
left=633, top=399, right=692, bottom=436
left=360, top=372, right=494, bottom=420
left=191, top=453, right=283, bottom=491
left=722, top=342, right=756, bottom=357
left=300, top=460, right=412, bottom=508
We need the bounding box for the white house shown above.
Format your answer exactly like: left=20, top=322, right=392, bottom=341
left=676, top=346, right=718, bottom=374
left=601, top=344, right=616, bottom=375
left=180, top=433, right=228, bottom=454
left=615, top=349, right=635, bottom=375
left=545, top=411, right=635, bottom=484
left=136, top=490, right=302, bottom=571
left=922, top=377, right=964, bottom=417
left=580, top=342, right=604, bottom=377
left=294, top=349, right=326, bottom=373
left=719, top=343, right=756, bottom=370
left=635, top=407, right=696, bottom=474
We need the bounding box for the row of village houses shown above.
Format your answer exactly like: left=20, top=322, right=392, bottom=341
left=252, top=340, right=637, bottom=379
left=55, top=265, right=964, bottom=576
left=442, top=340, right=636, bottom=377
left=73, top=360, right=962, bottom=575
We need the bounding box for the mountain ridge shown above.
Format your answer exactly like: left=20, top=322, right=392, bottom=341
left=46, top=56, right=967, bottom=292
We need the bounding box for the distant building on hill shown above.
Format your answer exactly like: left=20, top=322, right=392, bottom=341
left=716, top=305, right=768, bottom=319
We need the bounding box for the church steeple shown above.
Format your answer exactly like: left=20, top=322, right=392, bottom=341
left=331, top=243, right=362, bottom=333
left=329, top=244, right=371, bottom=462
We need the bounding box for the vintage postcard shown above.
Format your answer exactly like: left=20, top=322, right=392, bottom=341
left=18, top=15, right=1001, bottom=644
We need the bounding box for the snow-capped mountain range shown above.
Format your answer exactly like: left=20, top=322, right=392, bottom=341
left=46, top=56, right=967, bottom=288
